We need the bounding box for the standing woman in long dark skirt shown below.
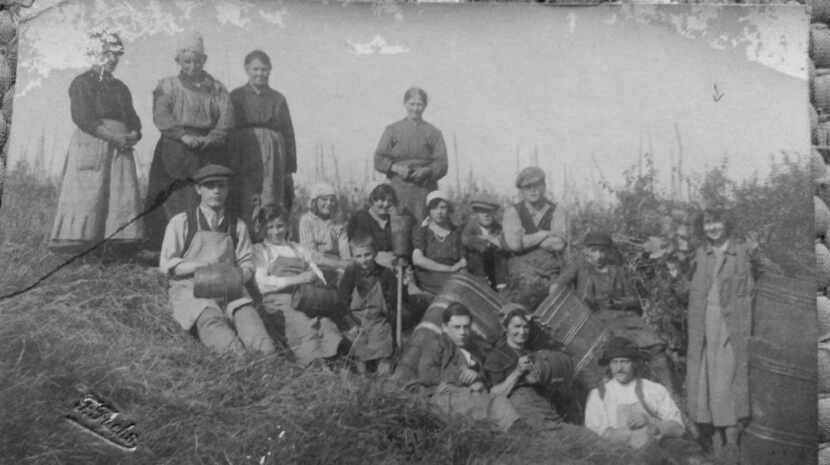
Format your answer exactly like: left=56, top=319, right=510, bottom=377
left=229, top=50, right=296, bottom=226
left=374, top=87, right=448, bottom=222
left=49, top=29, right=143, bottom=254
left=144, top=31, right=234, bottom=250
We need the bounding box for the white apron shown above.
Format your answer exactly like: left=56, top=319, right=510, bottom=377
left=168, top=223, right=252, bottom=330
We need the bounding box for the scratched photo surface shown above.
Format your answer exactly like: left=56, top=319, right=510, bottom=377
left=0, top=2, right=815, bottom=465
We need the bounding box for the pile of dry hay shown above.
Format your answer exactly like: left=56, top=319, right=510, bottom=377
left=0, top=168, right=644, bottom=465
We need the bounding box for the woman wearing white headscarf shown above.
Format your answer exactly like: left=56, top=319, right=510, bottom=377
left=144, top=31, right=234, bottom=250
left=49, top=29, right=143, bottom=253
left=297, top=182, right=351, bottom=270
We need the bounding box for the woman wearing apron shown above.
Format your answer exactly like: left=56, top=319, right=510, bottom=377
left=145, top=31, right=234, bottom=250
left=229, top=49, right=296, bottom=224
left=373, top=87, right=448, bottom=222
left=49, top=30, right=143, bottom=254
left=252, top=204, right=344, bottom=367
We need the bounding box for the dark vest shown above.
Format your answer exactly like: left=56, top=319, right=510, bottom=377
left=515, top=200, right=555, bottom=234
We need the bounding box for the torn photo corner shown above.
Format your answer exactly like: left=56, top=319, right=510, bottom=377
left=0, top=1, right=817, bottom=465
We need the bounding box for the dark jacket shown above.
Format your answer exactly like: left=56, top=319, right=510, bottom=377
left=394, top=332, right=486, bottom=394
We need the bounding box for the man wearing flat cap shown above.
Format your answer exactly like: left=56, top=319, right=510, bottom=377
left=462, top=193, right=508, bottom=290
left=159, top=164, right=275, bottom=357
left=501, top=167, right=569, bottom=308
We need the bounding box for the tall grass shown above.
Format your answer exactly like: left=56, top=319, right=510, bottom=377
left=0, top=165, right=639, bottom=465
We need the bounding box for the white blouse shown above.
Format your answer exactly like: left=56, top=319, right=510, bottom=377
left=252, top=241, right=314, bottom=294
left=584, top=378, right=684, bottom=437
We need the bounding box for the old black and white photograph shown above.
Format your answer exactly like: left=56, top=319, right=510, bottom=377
left=0, top=1, right=819, bottom=464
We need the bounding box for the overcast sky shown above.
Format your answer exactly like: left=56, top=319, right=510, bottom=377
left=7, top=0, right=809, bottom=201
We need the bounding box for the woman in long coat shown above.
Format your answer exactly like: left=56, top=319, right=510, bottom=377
left=49, top=30, right=143, bottom=253
left=144, top=31, right=234, bottom=250
left=686, top=208, right=759, bottom=464
left=374, top=87, right=447, bottom=222
left=229, top=49, right=296, bottom=224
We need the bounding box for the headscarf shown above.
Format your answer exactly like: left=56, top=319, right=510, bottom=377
left=309, top=182, right=336, bottom=202
left=176, top=31, right=205, bottom=59
left=422, top=190, right=452, bottom=227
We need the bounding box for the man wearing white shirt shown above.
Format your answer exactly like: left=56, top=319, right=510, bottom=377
left=584, top=337, right=711, bottom=464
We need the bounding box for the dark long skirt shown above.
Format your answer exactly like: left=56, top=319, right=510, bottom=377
left=143, top=133, right=230, bottom=249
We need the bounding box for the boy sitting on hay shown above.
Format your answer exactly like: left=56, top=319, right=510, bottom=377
left=159, top=164, right=276, bottom=356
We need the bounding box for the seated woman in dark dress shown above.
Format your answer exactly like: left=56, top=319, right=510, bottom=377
left=411, top=191, right=466, bottom=296
left=484, top=305, right=574, bottom=430
left=347, top=183, right=399, bottom=269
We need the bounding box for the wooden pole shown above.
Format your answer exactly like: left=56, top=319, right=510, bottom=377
left=35, top=127, right=45, bottom=174
left=320, top=145, right=326, bottom=181
left=647, top=131, right=655, bottom=193
left=330, top=144, right=340, bottom=189
left=674, top=122, right=684, bottom=201
left=638, top=131, right=643, bottom=179
left=669, top=148, right=676, bottom=201
left=453, top=134, right=460, bottom=194
left=396, top=264, right=403, bottom=349
left=515, top=144, right=520, bottom=175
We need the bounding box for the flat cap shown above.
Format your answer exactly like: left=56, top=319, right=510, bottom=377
left=515, top=166, right=546, bottom=188
left=470, top=193, right=500, bottom=212
left=192, top=164, right=234, bottom=184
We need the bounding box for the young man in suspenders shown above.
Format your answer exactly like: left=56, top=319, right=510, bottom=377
left=501, top=166, right=569, bottom=308
left=159, top=164, right=275, bottom=356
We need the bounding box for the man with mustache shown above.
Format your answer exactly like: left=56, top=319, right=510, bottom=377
left=585, top=337, right=710, bottom=465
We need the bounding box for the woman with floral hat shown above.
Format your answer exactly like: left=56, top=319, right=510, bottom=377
left=49, top=29, right=143, bottom=254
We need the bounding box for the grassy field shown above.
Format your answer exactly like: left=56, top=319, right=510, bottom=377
left=0, top=167, right=647, bottom=465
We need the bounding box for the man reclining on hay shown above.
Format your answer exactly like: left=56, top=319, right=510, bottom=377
left=159, top=164, right=275, bottom=356
left=391, top=303, right=522, bottom=432
left=585, top=336, right=710, bottom=465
